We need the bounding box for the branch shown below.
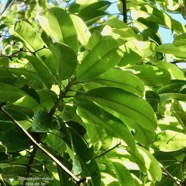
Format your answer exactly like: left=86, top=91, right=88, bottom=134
left=122, top=0, right=127, bottom=23
left=95, top=143, right=121, bottom=159
left=49, top=78, right=75, bottom=116
left=0, top=104, right=80, bottom=183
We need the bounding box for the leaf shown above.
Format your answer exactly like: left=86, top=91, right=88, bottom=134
left=154, top=130, right=186, bottom=151
left=159, top=93, right=186, bottom=102
left=25, top=56, right=53, bottom=89
left=77, top=37, right=123, bottom=81
left=129, top=65, right=171, bottom=86
left=128, top=146, right=162, bottom=181
left=112, top=162, right=135, bottom=186
left=93, top=68, right=145, bottom=97
left=39, top=8, right=78, bottom=53
left=14, top=21, right=45, bottom=53
left=156, top=44, right=186, bottom=58
left=77, top=101, right=136, bottom=149
left=0, top=121, right=31, bottom=152
left=31, top=110, right=50, bottom=132
left=70, top=15, right=91, bottom=46
left=84, top=87, right=157, bottom=131
left=78, top=1, right=110, bottom=25
left=50, top=43, right=77, bottom=80
left=0, top=83, right=25, bottom=103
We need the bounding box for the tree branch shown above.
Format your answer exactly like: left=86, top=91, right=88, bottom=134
left=122, top=0, right=127, bottom=23
left=49, top=78, right=75, bottom=117
left=0, top=105, right=80, bottom=183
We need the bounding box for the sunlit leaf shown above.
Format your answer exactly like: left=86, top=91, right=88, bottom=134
left=83, top=87, right=157, bottom=131
left=77, top=37, right=123, bottom=81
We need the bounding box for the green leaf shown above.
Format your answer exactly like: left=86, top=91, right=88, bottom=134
left=154, top=130, right=186, bottom=151
left=0, top=121, right=31, bottom=152
left=0, top=83, right=25, bottom=103
left=70, top=15, right=91, bottom=47
left=39, top=8, right=78, bottom=53
left=128, top=146, right=162, bottom=181
left=77, top=37, right=123, bottom=81
left=31, top=110, right=50, bottom=132
left=50, top=43, right=77, bottom=80
left=77, top=101, right=136, bottom=149
left=84, top=87, right=157, bottom=131
left=112, top=162, right=135, bottom=186
left=93, top=68, right=145, bottom=97
left=156, top=44, right=186, bottom=58
left=78, top=1, right=110, bottom=25
left=25, top=56, right=53, bottom=89
left=129, top=65, right=171, bottom=86
left=14, top=21, right=45, bottom=53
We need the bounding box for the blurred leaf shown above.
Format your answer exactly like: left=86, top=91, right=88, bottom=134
left=154, top=130, right=186, bottom=151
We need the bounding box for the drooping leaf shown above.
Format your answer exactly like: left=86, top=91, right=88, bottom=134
left=77, top=37, right=123, bottom=81
left=93, top=68, right=145, bottom=97
left=83, top=87, right=157, bottom=131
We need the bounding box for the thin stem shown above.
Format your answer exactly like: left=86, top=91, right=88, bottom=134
left=0, top=105, right=80, bottom=183
left=95, top=143, right=121, bottom=159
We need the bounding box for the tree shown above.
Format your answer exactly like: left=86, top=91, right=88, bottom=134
left=0, top=0, right=186, bottom=185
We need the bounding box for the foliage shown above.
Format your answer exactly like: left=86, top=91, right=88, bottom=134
left=0, top=0, right=186, bottom=185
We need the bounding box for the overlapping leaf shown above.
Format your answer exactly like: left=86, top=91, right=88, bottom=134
left=83, top=87, right=157, bottom=131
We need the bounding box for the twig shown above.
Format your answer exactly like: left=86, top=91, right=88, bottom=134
left=0, top=105, right=80, bottom=183
left=95, top=143, right=121, bottom=159
left=49, top=78, right=75, bottom=116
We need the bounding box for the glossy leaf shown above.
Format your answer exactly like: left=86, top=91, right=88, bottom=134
left=77, top=37, right=123, bottom=81
left=84, top=87, right=157, bottom=131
